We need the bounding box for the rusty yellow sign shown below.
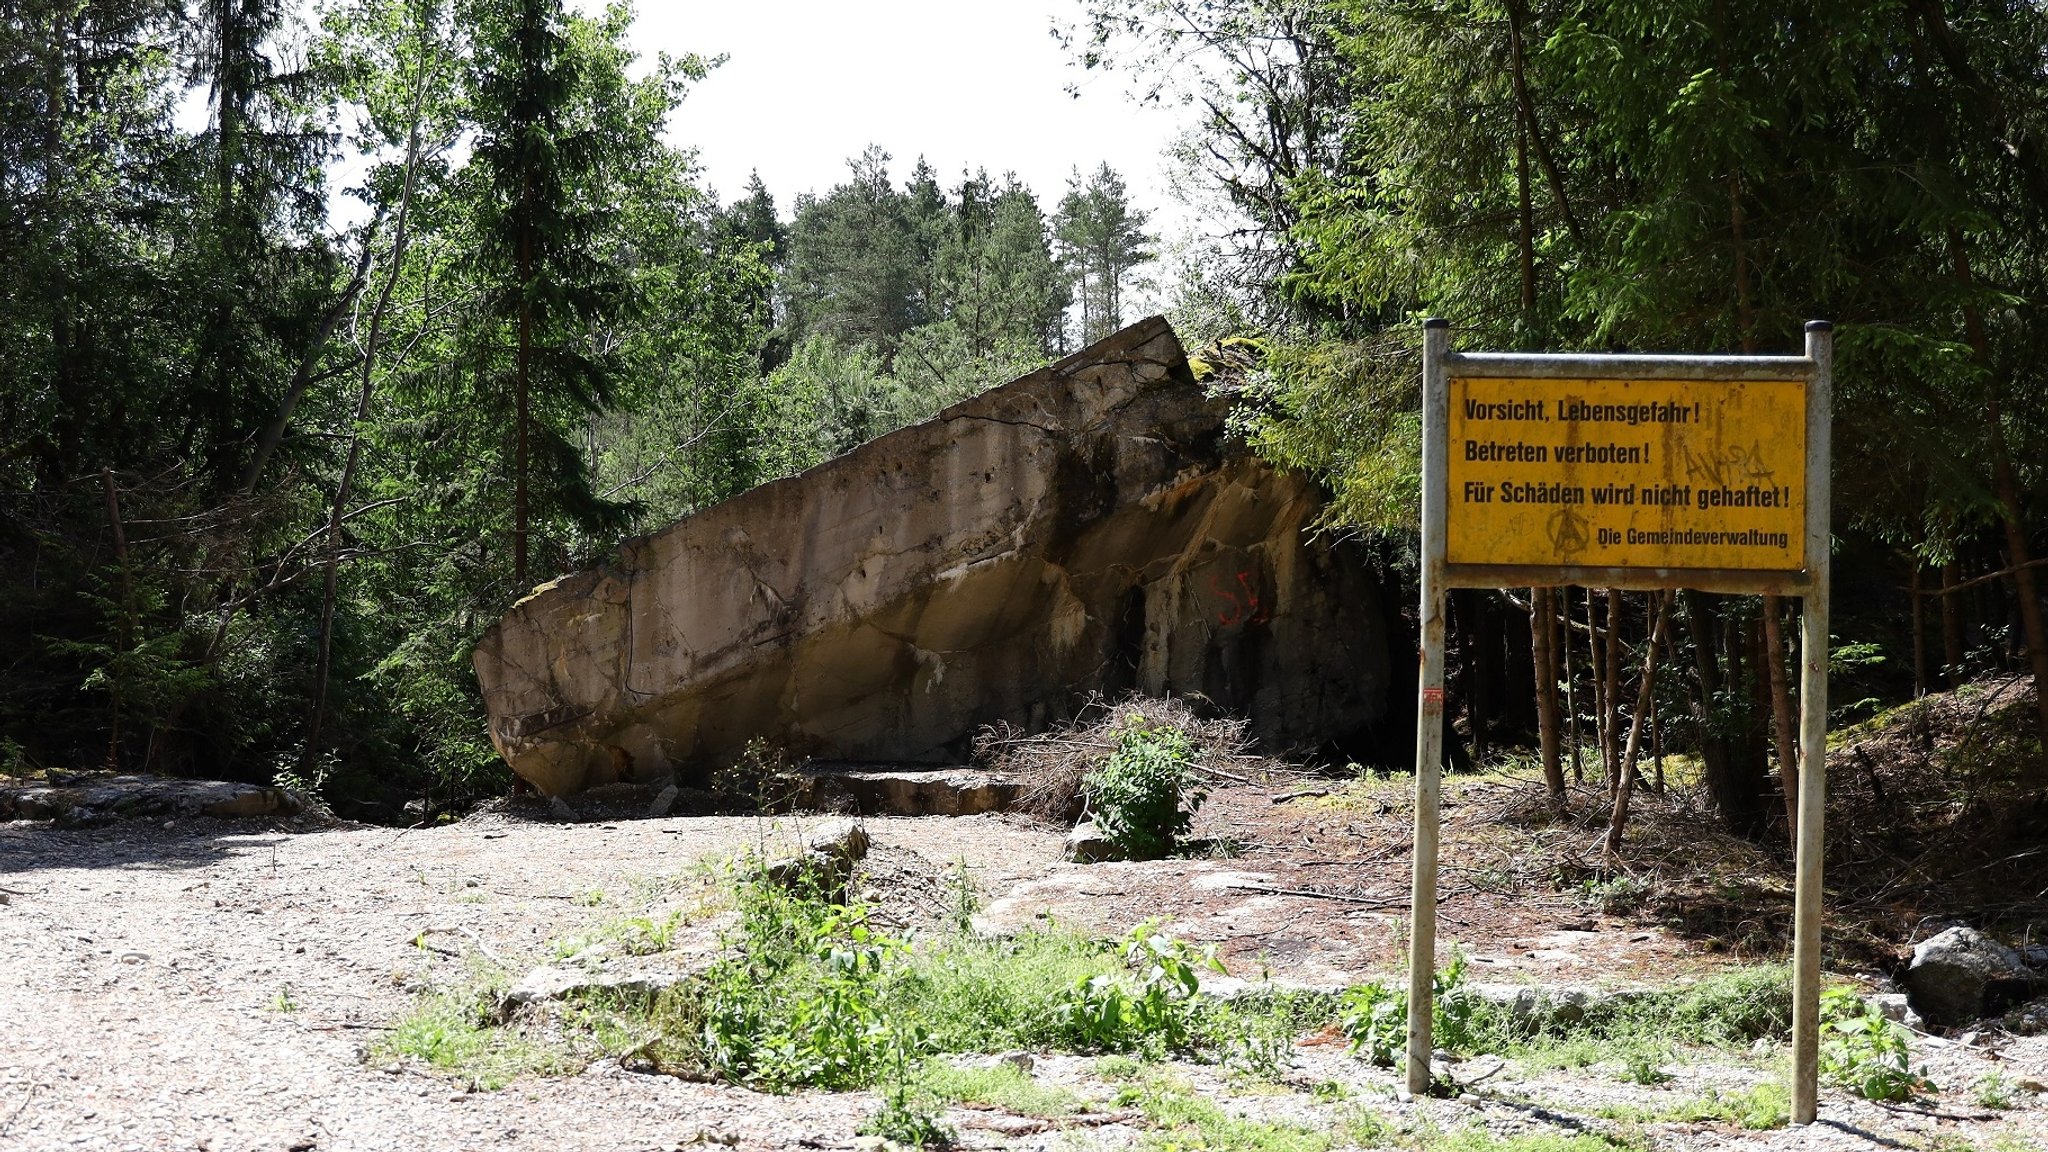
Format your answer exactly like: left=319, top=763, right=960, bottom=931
left=1446, top=376, right=1806, bottom=571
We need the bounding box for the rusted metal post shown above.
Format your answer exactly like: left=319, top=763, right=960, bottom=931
left=1406, top=318, right=1451, bottom=1096
left=1790, top=320, right=1833, bottom=1124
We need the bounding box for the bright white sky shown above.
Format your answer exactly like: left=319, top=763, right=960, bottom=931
left=628, top=1, right=1194, bottom=239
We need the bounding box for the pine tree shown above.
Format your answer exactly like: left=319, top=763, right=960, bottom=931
left=1054, top=163, right=1154, bottom=344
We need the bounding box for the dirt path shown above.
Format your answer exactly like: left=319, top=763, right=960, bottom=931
left=2, top=800, right=2043, bottom=1152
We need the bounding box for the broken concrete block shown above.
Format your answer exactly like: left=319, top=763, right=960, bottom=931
left=1062, top=819, right=1124, bottom=864
left=754, top=818, right=872, bottom=895
left=473, top=318, right=1392, bottom=796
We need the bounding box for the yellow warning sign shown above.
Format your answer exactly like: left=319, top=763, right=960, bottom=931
left=1446, top=377, right=1806, bottom=571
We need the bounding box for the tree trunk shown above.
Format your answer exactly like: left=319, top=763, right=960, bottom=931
left=1462, top=590, right=1491, bottom=764
left=1684, top=590, right=1767, bottom=835
left=305, top=96, right=427, bottom=767
left=1988, top=436, right=2048, bottom=748
left=1763, top=594, right=1798, bottom=834
left=515, top=252, right=532, bottom=587
left=1504, top=0, right=1584, bottom=248
left=1651, top=697, right=1665, bottom=793
left=1603, top=588, right=1623, bottom=790
left=241, top=251, right=373, bottom=492
left=1564, top=586, right=1583, bottom=784
left=1910, top=564, right=1926, bottom=699
left=1948, top=231, right=2048, bottom=752
left=1511, top=54, right=1536, bottom=325
left=100, top=467, right=131, bottom=769
left=1942, top=559, right=1966, bottom=685
left=1587, top=588, right=1609, bottom=787
left=1605, top=592, right=1671, bottom=857
left=1531, top=587, right=1565, bottom=805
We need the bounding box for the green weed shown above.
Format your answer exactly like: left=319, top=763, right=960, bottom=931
left=1046, top=919, right=1223, bottom=1054
left=379, top=988, right=573, bottom=1089
left=1083, top=714, right=1207, bottom=859
left=1422, top=1127, right=1643, bottom=1152
left=1973, top=1070, right=2018, bottom=1110
left=1596, top=1080, right=1788, bottom=1129
left=1336, top=950, right=1480, bottom=1068
left=884, top=927, right=1126, bottom=1053
left=1096, top=1054, right=1144, bottom=1081
left=1618, top=1046, right=1674, bottom=1085
left=1818, top=986, right=1934, bottom=1101
left=1122, top=1073, right=1333, bottom=1152
left=917, top=1060, right=1083, bottom=1117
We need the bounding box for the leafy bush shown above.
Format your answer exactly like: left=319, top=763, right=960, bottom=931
left=1047, top=919, right=1223, bottom=1054
left=1819, top=987, right=1934, bottom=1101
left=1083, top=715, right=1207, bottom=859
left=1338, top=981, right=1406, bottom=1067
left=1338, top=951, right=1477, bottom=1067
left=1339, top=960, right=1794, bottom=1076
left=887, top=929, right=1123, bottom=1053
left=696, top=878, right=915, bottom=1091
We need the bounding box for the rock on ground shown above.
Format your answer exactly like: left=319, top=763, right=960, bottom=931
left=0, top=772, right=302, bottom=825
left=1905, top=925, right=2035, bottom=1027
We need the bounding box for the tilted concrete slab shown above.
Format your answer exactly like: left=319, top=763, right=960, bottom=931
left=474, top=318, right=1392, bottom=796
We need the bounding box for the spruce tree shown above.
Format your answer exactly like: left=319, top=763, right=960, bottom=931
left=463, top=0, right=630, bottom=584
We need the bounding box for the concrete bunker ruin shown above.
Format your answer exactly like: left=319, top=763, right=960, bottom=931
left=473, top=318, right=1396, bottom=795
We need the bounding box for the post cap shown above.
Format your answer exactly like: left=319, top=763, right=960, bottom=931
left=1422, top=317, right=1449, bottom=330
left=1804, top=320, right=1833, bottom=333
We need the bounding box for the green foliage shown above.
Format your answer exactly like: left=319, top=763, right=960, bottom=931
left=382, top=986, right=573, bottom=1088
left=1819, top=987, right=1935, bottom=1102
left=1047, top=920, right=1224, bottom=1054
left=1336, top=980, right=1406, bottom=1067
left=859, top=1086, right=949, bottom=1150
left=941, top=862, right=981, bottom=935
left=1082, top=716, right=1207, bottom=859
left=916, top=1061, right=1082, bottom=1118
left=1341, top=961, right=1792, bottom=1077
left=696, top=879, right=918, bottom=1091
left=1054, top=163, right=1155, bottom=344
left=1118, top=1072, right=1334, bottom=1152
left=884, top=928, right=1124, bottom=1054
left=1596, top=1081, right=1788, bottom=1130
left=1338, top=950, right=1478, bottom=1066
left=1973, top=1070, right=2018, bottom=1110
left=1231, top=335, right=1422, bottom=539
left=1418, top=1129, right=1641, bottom=1152
left=1618, top=1047, right=1673, bottom=1086
left=0, top=0, right=1088, bottom=809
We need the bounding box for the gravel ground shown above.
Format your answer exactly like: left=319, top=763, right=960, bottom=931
left=3, top=808, right=2043, bottom=1152
left=0, top=811, right=1054, bottom=1152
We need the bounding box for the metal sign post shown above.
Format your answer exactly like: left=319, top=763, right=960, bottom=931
left=1408, top=319, right=1832, bottom=1122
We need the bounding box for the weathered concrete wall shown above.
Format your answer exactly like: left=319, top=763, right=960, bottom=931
left=474, top=318, right=1391, bottom=796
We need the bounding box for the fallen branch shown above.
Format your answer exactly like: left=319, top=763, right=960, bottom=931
left=952, top=1108, right=1142, bottom=1134
left=1272, top=787, right=1330, bottom=803
left=1222, top=882, right=1410, bottom=908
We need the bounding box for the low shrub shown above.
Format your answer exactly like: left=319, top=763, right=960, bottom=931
left=1083, top=715, right=1207, bottom=859
left=1818, top=986, right=1934, bottom=1101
